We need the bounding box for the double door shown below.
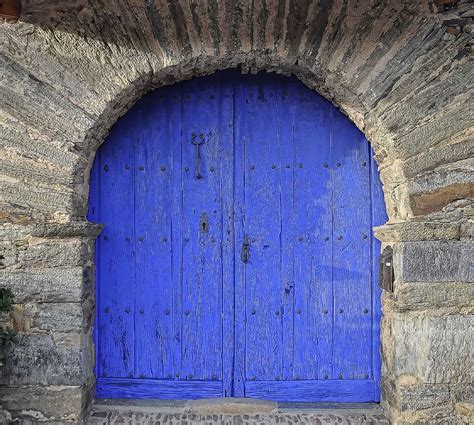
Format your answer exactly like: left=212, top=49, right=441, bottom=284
left=89, top=70, right=385, bottom=402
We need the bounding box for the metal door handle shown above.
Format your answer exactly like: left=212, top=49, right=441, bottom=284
left=191, top=133, right=204, bottom=179
left=241, top=234, right=250, bottom=264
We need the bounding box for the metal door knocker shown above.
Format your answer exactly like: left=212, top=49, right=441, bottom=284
left=191, top=132, right=205, bottom=179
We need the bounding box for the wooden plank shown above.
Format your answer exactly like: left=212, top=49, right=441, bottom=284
left=241, top=74, right=283, bottom=382
left=96, top=111, right=136, bottom=378
left=97, top=378, right=222, bottom=399
left=277, top=76, right=295, bottom=382
left=245, top=379, right=376, bottom=402
left=233, top=75, right=246, bottom=397
left=291, top=81, right=333, bottom=381
left=180, top=75, right=223, bottom=382
left=219, top=70, right=236, bottom=397
left=331, top=109, right=372, bottom=381
left=134, top=88, right=174, bottom=379
left=370, top=146, right=387, bottom=402
left=169, top=85, right=184, bottom=383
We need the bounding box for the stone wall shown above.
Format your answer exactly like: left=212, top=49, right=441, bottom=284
left=0, top=0, right=473, bottom=423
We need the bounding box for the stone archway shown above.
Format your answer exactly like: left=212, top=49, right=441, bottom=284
left=1, top=1, right=472, bottom=423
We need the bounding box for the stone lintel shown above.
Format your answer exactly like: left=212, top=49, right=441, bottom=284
left=374, top=221, right=460, bottom=242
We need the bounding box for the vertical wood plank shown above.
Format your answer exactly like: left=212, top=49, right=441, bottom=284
left=233, top=75, right=246, bottom=397
left=277, top=76, right=295, bottom=382
left=291, top=84, right=333, bottom=381
left=134, top=89, right=174, bottom=379
left=97, top=113, right=136, bottom=378
left=241, top=74, right=283, bottom=382
left=331, top=109, right=372, bottom=381
left=169, top=85, right=184, bottom=383
left=219, top=71, right=236, bottom=397
left=180, top=75, right=223, bottom=382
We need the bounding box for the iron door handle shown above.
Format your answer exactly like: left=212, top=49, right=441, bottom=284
left=191, top=133, right=204, bottom=179
left=241, top=234, right=250, bottom=264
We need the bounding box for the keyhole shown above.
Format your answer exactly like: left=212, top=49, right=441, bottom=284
left=199, top=213, right=209, bottom=234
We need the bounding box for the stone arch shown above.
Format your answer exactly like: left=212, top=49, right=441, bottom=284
left=1, top=1, right=472, bottom=422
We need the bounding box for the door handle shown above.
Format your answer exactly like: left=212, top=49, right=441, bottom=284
left=191, top=133, right=204, bottom=179
left=241, top=234, right=250, bottom=264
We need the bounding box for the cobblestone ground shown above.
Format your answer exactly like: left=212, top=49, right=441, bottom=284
left=87, top=403, right=390, bottom=424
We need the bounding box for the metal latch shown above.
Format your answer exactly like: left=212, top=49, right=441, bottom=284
left=241, top=234, right=250, bottom=264
left=379, top=245, right=394, bottom=292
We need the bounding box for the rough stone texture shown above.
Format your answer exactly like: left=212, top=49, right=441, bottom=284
left=86, top=401, right=389, bottom=424
left=0, top=0, right=473, bottom=423
left=394, top=240, right=474, bottom=283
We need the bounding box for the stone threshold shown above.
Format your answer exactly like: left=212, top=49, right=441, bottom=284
left=87, top=398, right=390, bottom=424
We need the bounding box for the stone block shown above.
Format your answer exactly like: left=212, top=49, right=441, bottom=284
left=17, top=238, right=93, bottom=268
left=2, top=332, right=85, bottom=385
left=394, top=240, right=473, bottom=283
left=385, top=313, right=474, bottom=384
left=0, top=385, right=83, bottom=422
left=29, top=302, right=84, bottom=332
left=0, top=267, right=90, bottom=303
left=389, top=281, right=474, bottom=312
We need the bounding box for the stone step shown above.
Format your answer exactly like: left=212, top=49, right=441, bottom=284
left=87, top=399, right=390, bottom=424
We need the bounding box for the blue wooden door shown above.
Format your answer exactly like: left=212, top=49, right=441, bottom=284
left=89, top=70, right=386, bottom=402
